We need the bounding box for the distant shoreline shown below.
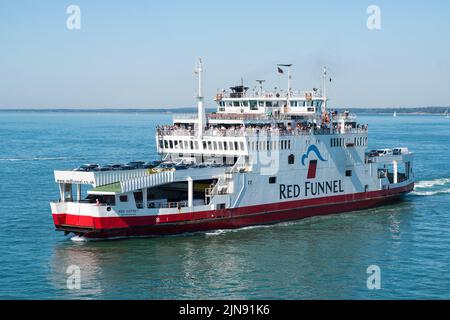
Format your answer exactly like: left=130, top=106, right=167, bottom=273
left=0, top=107, right=448, bottom=115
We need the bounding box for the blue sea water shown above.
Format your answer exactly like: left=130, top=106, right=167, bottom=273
left=0, top=111, right=449, bottom=300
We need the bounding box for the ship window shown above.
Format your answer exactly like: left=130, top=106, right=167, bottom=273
left=233, top=101, right=240, bottom=107
left=266, top=101, right=272, bottom=107
left=229, top=141, right=234, bottom=150
left=288, top=140, right=291, bottom=149
left=273, top=101, right=279, bottom=107
left=249, top=100, right=258, bottom=110
left=184, top=141, right=189, bottom=149
left=119, top=195, right=128, bottom=202
left=169, top=140, right=173, bottom=149
left=194, top=141, right=199, bottom=149
left=190, top=141, right=194, bottom=149
left=227, top=101, right=233, bottom=107
left=290, top=101, right=298, bottom=107
left=269, top=177, right=277, bottom=184
left=346, top=170, right=352, bottom=177
left=213, top=141, right=218, bottom=150
left=202, top=141, right=207, bottom=149
left=240, top=142, right=244, bottom=150
left=223, top=141, right=227, bottom=150
left=288, top=154, right=295, bottom=164
left=258, top=101, right=265, bottom=107
left=164, top=140, right=169, bottom=148
left=218, top=142, right=223, bottom=150
left=234, top=141, right=239, bottom=150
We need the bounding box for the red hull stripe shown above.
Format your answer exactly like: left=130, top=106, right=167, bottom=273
left=53, top=183, right=414, bottom=238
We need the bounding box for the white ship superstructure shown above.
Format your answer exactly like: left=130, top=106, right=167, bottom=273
left=50, top=61, right=414, bottom=238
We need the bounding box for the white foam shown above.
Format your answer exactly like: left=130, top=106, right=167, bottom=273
left=415, top=178, right=450, bottom=189
left=70, top=235, right=88, bottom=242
left=411, top=188, right=450, bottom=196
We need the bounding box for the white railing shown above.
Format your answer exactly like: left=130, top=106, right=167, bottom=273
left=157, top=126, right=368, bottom=138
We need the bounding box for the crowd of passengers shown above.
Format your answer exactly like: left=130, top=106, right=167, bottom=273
left=157, top=121, right=368, bottom=137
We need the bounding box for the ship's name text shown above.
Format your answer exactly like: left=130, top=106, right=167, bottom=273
left=279, top=180, right=344, bottom=199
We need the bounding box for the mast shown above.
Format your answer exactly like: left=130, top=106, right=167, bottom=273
left=195, top=58, right=206, bottom=138
left=256, top=79, right=265, bottom=96
left=321, top=66, right=328, bottom=113
left=321, top=66, right=327, bottom=98
left=277, top=64, right=292, bottom=115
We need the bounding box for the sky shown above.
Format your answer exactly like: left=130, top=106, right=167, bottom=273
left=0, top=0, right=449, bottom=109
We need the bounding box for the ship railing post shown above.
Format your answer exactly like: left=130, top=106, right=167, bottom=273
left=59, top=183, right=65, bottom=202
left=393, top=160, right=398, bottom=184
left=142, top=187, right=147, bottom=209
left=76, top=184, right=81, bottom=202
left=187, top=177, right=193, bottom=208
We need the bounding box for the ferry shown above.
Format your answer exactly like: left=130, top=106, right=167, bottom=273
left=50, top=60, right=415, bottom=239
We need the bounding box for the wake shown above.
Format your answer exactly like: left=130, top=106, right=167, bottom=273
left=412, top=178, right=450, bottom=196
left=0, top=157, right=82, bottom=162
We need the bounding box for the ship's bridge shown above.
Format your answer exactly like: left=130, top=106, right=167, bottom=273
left=214, top=84, right=325, bottom=116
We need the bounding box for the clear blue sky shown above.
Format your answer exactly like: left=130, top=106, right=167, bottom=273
left=0, top=0, right=449, bottom=109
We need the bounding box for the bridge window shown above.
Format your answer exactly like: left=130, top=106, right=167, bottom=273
left=119, top=195, right=128, bottom=202
left=313, top=100, right=323, bottom=109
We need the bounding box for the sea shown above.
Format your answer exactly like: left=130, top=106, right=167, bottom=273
left=0, top=111, right=449, bottom=299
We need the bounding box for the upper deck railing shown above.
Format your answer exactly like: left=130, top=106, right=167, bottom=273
left=156, top=126, right=368, bottom=138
